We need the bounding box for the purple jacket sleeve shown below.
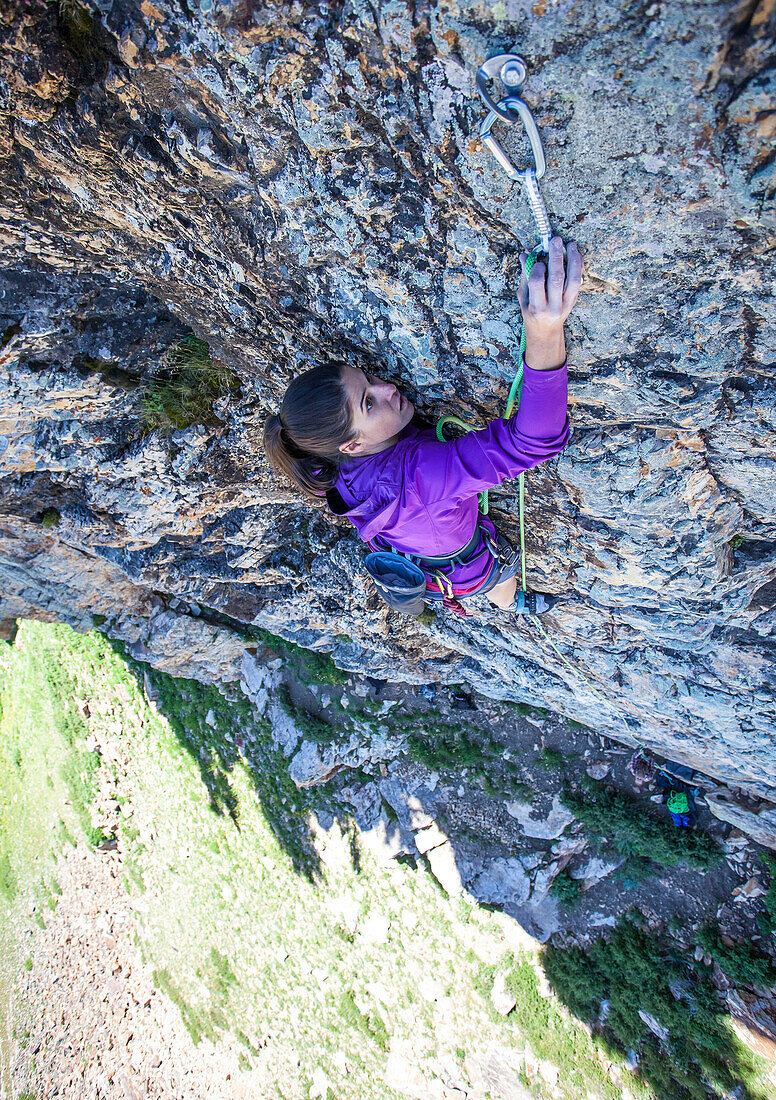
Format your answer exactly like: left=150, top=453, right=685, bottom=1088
left=407, top=361, right=570, bottom=505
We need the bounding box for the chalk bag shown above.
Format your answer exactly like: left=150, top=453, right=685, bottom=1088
left=364, top=552, right=427, bottom=616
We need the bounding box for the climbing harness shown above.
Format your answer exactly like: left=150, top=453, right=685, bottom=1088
left=370, top=518, right=504, bottom=618
left=476, top=54, right=553, bottom=252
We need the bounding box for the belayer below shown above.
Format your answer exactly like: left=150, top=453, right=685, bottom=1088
left=264, top=237, right=583, bottom=617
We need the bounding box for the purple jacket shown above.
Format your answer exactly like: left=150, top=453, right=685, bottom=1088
left=333, top=361, right=570, bottom=591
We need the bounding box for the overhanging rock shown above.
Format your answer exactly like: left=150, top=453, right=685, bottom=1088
left=0, top=1, right=774, bottom=794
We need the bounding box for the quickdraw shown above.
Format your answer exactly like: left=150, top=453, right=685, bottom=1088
left=433, top=54, right=647, bottom=734
left=476, top=54, right=553, bottom=252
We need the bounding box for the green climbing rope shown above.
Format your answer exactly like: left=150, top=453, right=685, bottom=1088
left=509, top=252, right=536, bottom=590
left=435, top=251, right=641, bottom=725
left=436, top=251, right=536, bottom=584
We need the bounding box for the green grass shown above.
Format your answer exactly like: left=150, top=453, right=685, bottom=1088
left=253, top=627, right=349, bottom=687
left=756, top=852, right=776, bottom=935
left=561, top=780, right=721, bottom=871
left=537, top=747, right=565, bottom=771
left=401, top=719, right=532, bottom=801
left=29, top=640, right=108, bottom=848
left=470, top=955, right=641, bottom=1100
left=141, top=333, right=239, bottom=432
left=153, top=967, right=216, bottom=1047
left=118, top=648, right=326, bottom=881
left=5, top=621, right=768, bottom=1100
left=0, top=852, right=16, bottom=902
left=277, top=684, right=339, bottom=745
left=549, top=869, right=582, bottom=907
left=338, top=989, right=390, bottom=1052
left=40, top=508, right=60, bottom=529
left=505, top=700, right=550, bottom=720
left=405, top=726, right=489, bottom=771
left=0, top=621, right=104, bottom=920
left=696, top=925, right=776, bottom=989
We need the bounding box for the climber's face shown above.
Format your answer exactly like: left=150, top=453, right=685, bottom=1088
left=338, top=366, right=414, bottom=456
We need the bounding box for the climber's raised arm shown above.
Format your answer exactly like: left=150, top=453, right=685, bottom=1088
left=396, top=237, right=583, bottom=505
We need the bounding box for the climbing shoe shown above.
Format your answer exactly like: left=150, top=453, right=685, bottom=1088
left=509, top=591, right=556, bottom=615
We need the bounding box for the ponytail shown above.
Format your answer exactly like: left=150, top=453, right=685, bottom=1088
left=263, top=362, right=355, bottom=497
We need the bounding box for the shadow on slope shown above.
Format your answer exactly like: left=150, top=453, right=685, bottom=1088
left=543, top=915, right=770, bottom=1100
left=108, top=640, right=328, bottom=883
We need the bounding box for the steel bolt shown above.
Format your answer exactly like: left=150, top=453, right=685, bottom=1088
left=500, top=60, right=525, bottom=88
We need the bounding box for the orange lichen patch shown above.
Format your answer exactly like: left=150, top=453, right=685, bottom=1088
left=532, top=0, right=547, bottom=14
left=693, top=122, right=717, bottom=151
left=11, top=64, right=67, bottom=105
left=303, top=98, right=320, bottom=123
left=266, top=52, right=308, bottom=93
left=731, top=1018, right=776, bottom=1062
left=665, top=434, right=706, bottom=466
left=117, top=32, right=139, bottom=67
left=140, top=0, right=165, bottom=21
left=754, top=110, right=776, bottom=142
left=460, top=346, right=489, bottom=357
left=583, top=271, right=621, bottom=295
left=732, top=102, right=776, bottom=147
left=439, top=28, right=459, bottom=49
left=752, top=0, right=776, bottom=27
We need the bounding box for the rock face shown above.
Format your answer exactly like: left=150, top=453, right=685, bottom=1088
left=705, top=787, right=776, bottom=851
left=1, top=3, right=775, bottom=791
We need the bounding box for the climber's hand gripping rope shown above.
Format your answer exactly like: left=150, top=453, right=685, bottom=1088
left=519, top=238, right=583, bottom=372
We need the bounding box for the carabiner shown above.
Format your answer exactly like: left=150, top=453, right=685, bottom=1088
left=479, top=95, right=547, bottom=184
left=476, top=53, right=528, bottom=122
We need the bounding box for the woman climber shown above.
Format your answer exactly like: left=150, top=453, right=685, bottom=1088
left=264, top=236, right=583, bottom=616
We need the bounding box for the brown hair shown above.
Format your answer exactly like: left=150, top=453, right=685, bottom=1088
left=263, top=361, right=355, bottom=496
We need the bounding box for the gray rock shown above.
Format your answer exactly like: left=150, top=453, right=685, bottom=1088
left=239, top=653, right=278, bottom=715
left=338, top=782, right=383, bottom=832
left=469, top=859, right=531, bottom=909
left=505, top=796, right=575, bottom=839
left=266, top=702, right=302, bottom=757
left=530, top=861, right=564, bottom=905
left=586, top=762, right=611, bottom=780
left=638, top=1010, right=670, bottom=1043
left=568, top=855, right=625, bottom=890
left=413, top=823, right=448, bottom=855
left=510, top=894, right=562, bottom=943
left=490, top=971, right=517, bottom=1017
left=288, top=741, right=340, bottom=787
left=425, top=842, right=465, bottom=898
left=705, top=789, right=776, bottom=851
left=0, top=0, right=774, bottom=801
left=358, top=808, right=416, bottom=863
left=464, top=1045, right=530, bottom=1100
left=550, top=835, right=588, bottom=858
